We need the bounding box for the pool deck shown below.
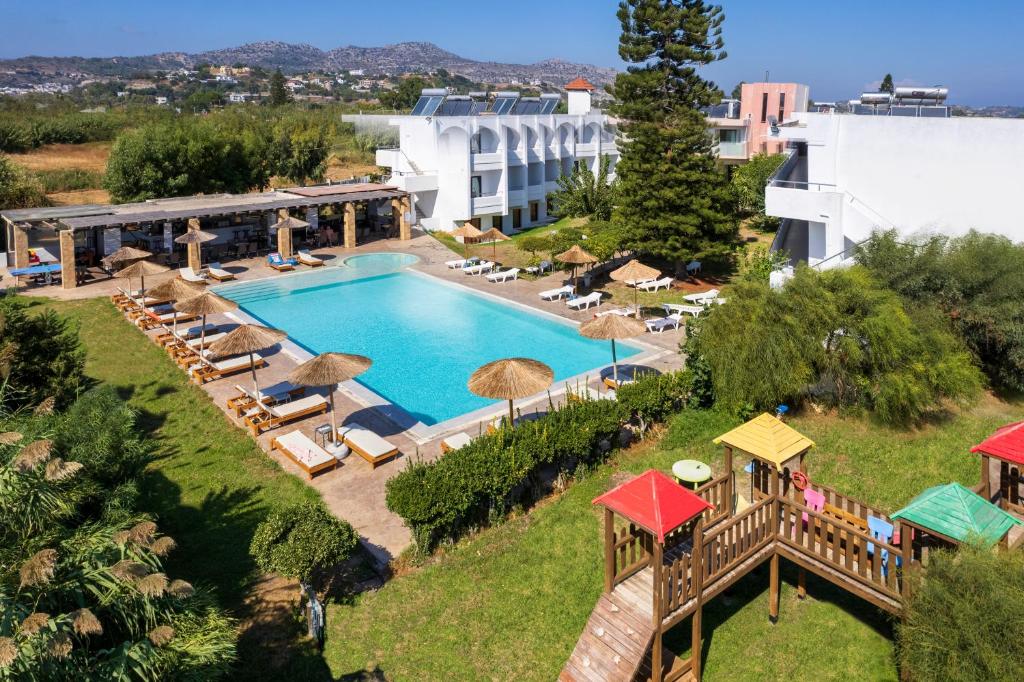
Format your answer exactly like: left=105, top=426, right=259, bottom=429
left=11, top=232, right=690, bottom=565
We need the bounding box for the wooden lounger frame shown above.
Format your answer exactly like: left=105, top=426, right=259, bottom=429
left=270, top=435, right=337, bottom=479
left=343, top=434, right=400, bottom=469
left=245, top=399, right=328, bottom=436
left=191, top=357, right=266, bottom=384
left=226, top=386, right=306, bottom=417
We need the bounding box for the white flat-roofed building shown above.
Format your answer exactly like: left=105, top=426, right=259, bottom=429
left=766, top=97, right=1024, bottom=273
left=346, top=78, right=619, bottom=233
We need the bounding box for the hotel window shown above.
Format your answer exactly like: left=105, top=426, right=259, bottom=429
left=512, top=208, right=522, bottom=230
left=469, top=218, right=481, bottom=228
left=778, top=93, right=786, bottom=122
left=530, top=201, right=539, bottom=222
left=761, top=92, right=769, bottom=123
left=470, top=132, right=481, bottom=154
left=470, top=175, right=482, bottom=198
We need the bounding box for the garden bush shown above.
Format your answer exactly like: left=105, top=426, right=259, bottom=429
left=690, top=265, right=983, bottom=424
left=386, top=397, right=626, bottom=552
left=0, top=296, right=84, bottom=411
left=250, top=501, right=358, bottom=583
left=0, top=155, right=48, bottom=210
left=898, top=543, right=1024, bottom=681
left=858, top=229, right=1024, bottom=393
left=616, top=371, right=693, bottom=430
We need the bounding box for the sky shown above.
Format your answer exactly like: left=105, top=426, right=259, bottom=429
left=1, top=0, right=1022, bottom=105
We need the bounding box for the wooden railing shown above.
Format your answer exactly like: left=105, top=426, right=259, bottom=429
left=611, top=522, right=652, bottom=588
left=784, top=480, right=892, bottom=527
left=777, top=497, right=903, bottom=598
left=660, top=548, right=696, bottom=616
left=695, top=474, right=731, bottom=526
left=702, top=497, right=774, bottom=586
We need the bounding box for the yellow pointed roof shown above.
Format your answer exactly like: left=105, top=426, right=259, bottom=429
left=713, top=413, right=814, bottom=470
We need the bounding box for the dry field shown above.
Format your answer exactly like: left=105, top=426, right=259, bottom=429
left=9, top=141, right=111, bottom=173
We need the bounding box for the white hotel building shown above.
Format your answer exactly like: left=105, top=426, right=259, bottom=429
left=766, top=88, right=1024, bottom=273
left=348, top=78, right=618, bottom=233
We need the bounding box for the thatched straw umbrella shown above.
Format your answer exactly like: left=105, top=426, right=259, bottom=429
left=115, top=260, right=170, bottom=312
left=480, top=227, right=510, bottom=263
left=451, top=222, right=485, bottom=259
left=288, top=353, right=372, bottom=445
left=578, top=314, right=646, bottom=384
left=468, top=357, right=553, bottom=426
left=175, top=227, right=217, bottom=271
left=208, top=324, right=286, bottom=398
left=610, top=259, right=661, bottom=318
left=102, top=246, right=152, bottom=270
left=173, top=291, right=238, bottom=351
left=146, top=278, right=205, bottom=333
left=271, top=216, right=310, bottom=259
left=555, top=244, right=598, bottom=293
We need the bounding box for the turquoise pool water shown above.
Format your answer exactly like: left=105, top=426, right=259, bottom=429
left=216, top=256, right=641, bottom=426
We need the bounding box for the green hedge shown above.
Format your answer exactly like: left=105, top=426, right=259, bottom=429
left=386, top=398, right=625, bottom=551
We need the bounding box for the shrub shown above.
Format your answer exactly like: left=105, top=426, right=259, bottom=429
left=858, top=229, right=1024, bottom=393
left=732, top=152, right=786, bottom=217
left=0, top=119, right=32, bottom=153
left=551, top=154, right=616, bottom=221
left=386, top=397, right=626, bottom=552
left=617, top=371, right=693, bottom=430
left=0, top=155, right=48, bottom=210
left=250, top=501, right=358, bottom=582
left=0, top=296, right=84, bottom=411
left=898, top=544, right=1024, bottom=681
left=691, top=265, right=983, bottom=424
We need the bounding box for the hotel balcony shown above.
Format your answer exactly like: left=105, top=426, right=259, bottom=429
left=714, top=140, right=748, bottom=160
left=471, top=151, right=503, bottom=171
left=472, top=193, right=504, bottom=215
left=507, top=188, right=526, bottom=206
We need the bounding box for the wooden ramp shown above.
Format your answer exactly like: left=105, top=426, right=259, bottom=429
left=560, top=590, right=655, bottom=682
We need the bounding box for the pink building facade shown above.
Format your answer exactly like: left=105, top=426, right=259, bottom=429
left=739, top=82, right=810, bottom=156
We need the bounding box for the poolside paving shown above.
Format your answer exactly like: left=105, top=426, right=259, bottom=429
left=14, top=232, right=691, bottom=565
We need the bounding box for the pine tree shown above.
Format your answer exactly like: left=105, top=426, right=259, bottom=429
left=611, top=0, right=738, bottom=275
left=269, top=69, right=289, bottom=106
left=880, top=73, right=894, bottom=94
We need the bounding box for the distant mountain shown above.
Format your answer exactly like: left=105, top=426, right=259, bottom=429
left=0, top=41, right=618, bottom=87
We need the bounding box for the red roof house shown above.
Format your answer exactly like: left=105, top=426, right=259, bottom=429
left=564, top=76, right=596, bottom=92
left=971, top=420, right=1024, bottom=466
left=593, top=469, right=713, bottom=543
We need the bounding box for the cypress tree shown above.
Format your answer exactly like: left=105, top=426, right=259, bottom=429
left=611, top=0, right=738, bottom=275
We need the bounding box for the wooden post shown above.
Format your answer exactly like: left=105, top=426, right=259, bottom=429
left=186, top=218, right=202, bottom=272
left=275, top=209, right=293, bottom=259
left=999, top=461, right=1010, bottom=510
left=651, top=539, right=663, bottom=682
left=724, top=446, right=734, bottom=517
left=980, top=454, right=990, bottom=501
left=58, top=229, right=77, bottom=289
left=769, top=553, right=780, bottom=623
left=691, top=517, right=704, bottom=680
left=603, top=508, right=615, bottom=593
left=12, top=221, right=29, bottom=268
left=343, top=202, right=356, bottom=249
left=400, top=195, right=412, bottom=240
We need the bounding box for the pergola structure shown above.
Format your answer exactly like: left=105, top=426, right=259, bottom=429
left=970, top=420, right=1024, bottom=516
left=1, top=183, right=412, bottom=290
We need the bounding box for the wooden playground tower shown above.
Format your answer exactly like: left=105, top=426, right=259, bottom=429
left=561, top=414, right=1024, bottom=682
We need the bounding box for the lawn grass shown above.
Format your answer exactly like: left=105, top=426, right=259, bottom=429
left=323, top=400, right=1022, bottom=680
left=35, top=297, right=329, bottom=677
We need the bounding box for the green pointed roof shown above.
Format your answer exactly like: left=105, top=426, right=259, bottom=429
left=891, top=482, right=1023, bottom=546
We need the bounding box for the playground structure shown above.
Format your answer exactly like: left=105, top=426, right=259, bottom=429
left=561, top=414, right=1024, bottom=682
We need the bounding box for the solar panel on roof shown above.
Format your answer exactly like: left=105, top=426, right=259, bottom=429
left=539, top=98, right=559, bottom=114
left=439, top=98, right=473, bottom=116
left=513, top=100, right=541, bottom=115
left=411, top=95, right=444, bottom=116
left=491, top=96, right=518, bottom=115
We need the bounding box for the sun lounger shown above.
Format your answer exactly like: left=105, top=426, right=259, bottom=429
left=440, top=432, right=473, bottom=454
left=190, top=353, right=264, bottom=383
left=227, top=381, right=305, bottom=416
left=539, top=285, right=574, bottom=301
left=207, top=262, right=235, bottom=281
left=446, top=257, right=479, bottom=269
left=625, top=278, right=656, bottom=288
left=179, top=267, right=208, bottom=284
left=463, top=261, right=495, bottom=276
left=270, top=430, right=338, bottom=479
left=138, top=309, right=199, bottom=330
left=662, top=303, right=705, bottom=318
left=567, top=291, right=603, bottom=310
left=596, top=306, right=637, bottom=318
left=296, top=250, right=324, bottom=267
left=267, top=252, right=297, bottom=271
left=156, top=323, right=219, bottom=346
left=245, top=394, right=329, bottom=435
left=339, top=422, right=400, bottom=468
left=486, top=267, right=520, bottom=283
left=683, top=288, right=720, bottom=304
left=637, top=277, right=674, bottom=292
left=567, top=385, right=617, bottom=402
left=646, top=313, right=683, bottom=334
left=486, top=411, right=542, bottom=434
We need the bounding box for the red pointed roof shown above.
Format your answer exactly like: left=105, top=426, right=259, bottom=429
left=971, top=420, right=1024, bottom=466
left=564, top=76, right=596, bottom=92
left=593, top=470, right=713, bottom=543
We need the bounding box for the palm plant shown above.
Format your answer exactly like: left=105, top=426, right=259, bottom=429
left=551, top=153, right=616, bottom=221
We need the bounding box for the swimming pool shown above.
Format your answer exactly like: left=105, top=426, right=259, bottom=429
left=216, top=256, right=642, bottom=427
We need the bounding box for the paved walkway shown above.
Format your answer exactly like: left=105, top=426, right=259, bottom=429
left=13, top=233, right=692, bottom=565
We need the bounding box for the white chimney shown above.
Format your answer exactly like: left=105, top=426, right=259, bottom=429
left=565, top=77, right=596, bottom=115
